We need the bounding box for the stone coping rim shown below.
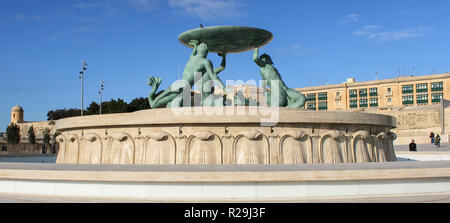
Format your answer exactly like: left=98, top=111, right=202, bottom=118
left=55, top=107, right=397, bottom=131
left=1, top=161, right=449, bottom=182
left=0, top=161, right=448, bottom=172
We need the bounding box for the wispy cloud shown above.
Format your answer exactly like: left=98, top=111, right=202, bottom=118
left=168, top=0, right=245, bottom=21
left=274, top=44, right=313, bottom=56
left=353, top=25, right=431, bottom=42
left=346, top=14, right=361, bottom=22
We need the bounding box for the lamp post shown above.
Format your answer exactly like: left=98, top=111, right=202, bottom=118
left=99, top=81, right=105, bottom=115
left=79, top=58, right=88, bottom=116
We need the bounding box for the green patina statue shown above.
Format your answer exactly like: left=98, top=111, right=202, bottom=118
left=253, top=48, right=306, bottom=108
left=148, top=40, right=227, bottom=108
left=148, top=26, right=305, bottom=109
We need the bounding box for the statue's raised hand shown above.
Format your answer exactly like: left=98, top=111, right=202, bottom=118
left=188, top=39, right=200, bottom=47
left=147, top=76, right=162, bottom=89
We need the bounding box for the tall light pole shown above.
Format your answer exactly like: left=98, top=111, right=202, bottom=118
left=99, top=81, right=105, bottom=115
left=79, top=58, right=88, bottom=116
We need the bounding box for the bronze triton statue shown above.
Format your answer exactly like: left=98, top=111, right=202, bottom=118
left=253, top=48, right=306, bottom=108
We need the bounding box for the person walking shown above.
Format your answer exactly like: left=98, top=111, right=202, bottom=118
left=409, top=139, right=417, bottom=152
left=430, top=132, right=435, bottom=144
left=435, top=134, right=441, bottom=148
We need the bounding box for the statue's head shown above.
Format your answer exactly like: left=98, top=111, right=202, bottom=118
left=197, top=43, right=208, bottom=57
left=260, top=53, right=273, bottom=65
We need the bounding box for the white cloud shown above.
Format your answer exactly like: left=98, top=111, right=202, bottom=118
left=353, top=25, right=430, bottom=42
left=346, top=14, right=361, bottom=22
left=128, top=0, right=159, bottom=11
left=275, top=44, right=312, bottom=56
left=168, top=0, right=244, bottom=21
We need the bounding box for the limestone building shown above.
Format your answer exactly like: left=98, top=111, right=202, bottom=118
left=0, top=105, right=57, bottom=155
left=296, top=73, right=449, bottom=111
left=295, top=73, right=450, bottom=145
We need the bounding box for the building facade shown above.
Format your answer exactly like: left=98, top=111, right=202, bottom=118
left=0, top=105, right=58, bottom=155
left=296, top=73, right=450, bottom=111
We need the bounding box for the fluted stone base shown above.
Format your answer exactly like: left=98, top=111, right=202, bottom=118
left=55, top=107, right=397, bottom=165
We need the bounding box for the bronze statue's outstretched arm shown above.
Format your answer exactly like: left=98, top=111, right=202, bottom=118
left=253, top=48, right=265, bottom=67
left=189, top=40, right=200, bottom=57
left=205, top=60, right=226, bottom=89
left=214, top=53, right=226, bottom=74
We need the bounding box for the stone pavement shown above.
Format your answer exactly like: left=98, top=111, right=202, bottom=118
left=1, top=192, right=450, bottom=203
left=395, top=143, right=450, bottom=152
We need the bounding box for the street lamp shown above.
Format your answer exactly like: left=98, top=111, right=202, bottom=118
left=79, top=58, right=88, bottom=116
left=98, top=81, right=105, bottom=115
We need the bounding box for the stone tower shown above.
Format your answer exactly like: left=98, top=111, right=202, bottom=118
left=11, top=105, right=24, bottom=123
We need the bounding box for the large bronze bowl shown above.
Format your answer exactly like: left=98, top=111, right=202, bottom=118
left=178, top=26, right=273, bottom=54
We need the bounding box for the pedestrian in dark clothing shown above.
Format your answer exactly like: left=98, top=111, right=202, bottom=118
left=430, top=132, right=435, bottom=144
left=409, top=139, right=417, bottom=152
left=435, top=134, right=441, bottom=148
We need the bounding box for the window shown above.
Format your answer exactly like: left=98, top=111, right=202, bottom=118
left=416, top=83, right=428, bottom=93
left=387, top=88, right=392, bottom=92
left=431, top=82, right=443, bottom=91
left=307, top=102, right=316, bottom=110
left=416, top=94, right=428, bottom=104
left=387, top=98, right=392, bottom=103
left=359, top=99, right=368, bottom=108
left=349, top=89, right=357, bottom=98
left=402, top=95, right=414, bottom=105
left=369, top=87, right=378, bottom=96
left=318, top=101, right=328, bottom=110
left=369, top=98, right=378, bottom=107
left=432, top=93, right=444, bottom=103
left=402, top=84, right=413, bottom=94
left=318, top=92, right=328, bottom=100
left=350, top=99, right=358, bottom=108
left=359, top=89, right=367, bottom=97
left=306, top=93, right=316, bottom=102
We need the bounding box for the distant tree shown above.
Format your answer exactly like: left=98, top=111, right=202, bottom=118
left=103, top=98, right=128, bottom=114
left=86, top=102, right=100, bottom=115
left=27, top=125, right=36, bottom=145
left=47, top=108, right=85, bottom=120
left=127, top=97, right=150, bottom=112
left=43, top=128, right=51, bottom=144
left=6, top=123, right=20, bottom=144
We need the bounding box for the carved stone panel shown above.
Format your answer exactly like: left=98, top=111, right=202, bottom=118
left=105, top=132, right=135, bottom=164
left=65, top=134, right=79, bottom=164
left=352, top=131, right=371, bottom=163
left=320, top=131, right=345, bottom=163
left=186, top=131, right=222, bottom=164
left=280, top=130, right=311, bottom=164
left=375, top=132, right=387, bottom=162
left=233, top=130, right=269, bottom=164
left=80, top=133, right=102, bottom=164
left=144, top=131, right=176, bottom=164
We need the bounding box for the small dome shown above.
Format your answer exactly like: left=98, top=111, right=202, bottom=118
left=11, top=105, right=24, bottom=112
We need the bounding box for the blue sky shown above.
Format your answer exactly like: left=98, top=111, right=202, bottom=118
left=1, top=0, right=450, bottom=130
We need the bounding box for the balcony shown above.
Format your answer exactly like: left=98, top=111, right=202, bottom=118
left=402, top=101, right=414, bottom=105
left=402, top=90, right=413, bottom=94
left=431, top=87, right=443, bottom=92
left=417, top=100, right=428, bottom=104
left=416, top=88, right=428, bottom=93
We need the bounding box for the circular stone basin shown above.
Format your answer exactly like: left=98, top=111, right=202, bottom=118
left=178, top=26, right=273, bottom=54
left=54, top=107, right=398, bottom=165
